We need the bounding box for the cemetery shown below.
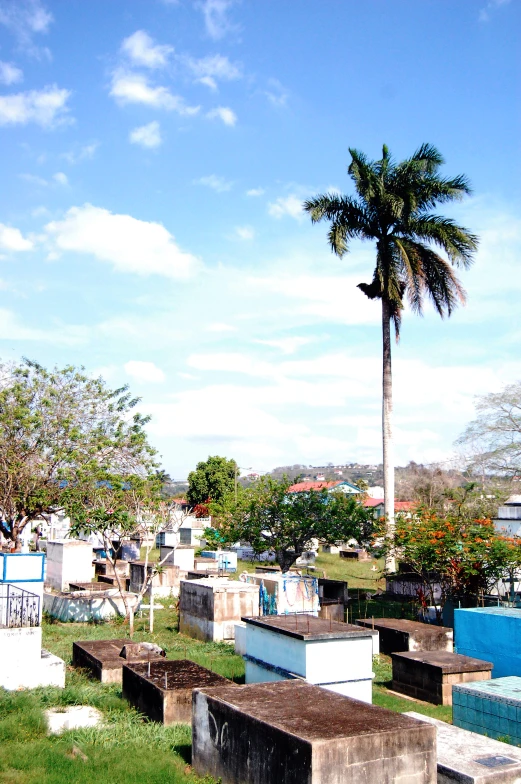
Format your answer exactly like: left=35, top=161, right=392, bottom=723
left=72, top=638, right=166, bottom=683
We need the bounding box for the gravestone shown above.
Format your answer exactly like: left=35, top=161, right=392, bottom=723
left=192, top=680, right=437, bottom=784
left=179, top=578, right=260, bottom=642
left=453, top=676, right=521, bottom=745
left=242, top=613, right=375, bottom=703
left=405, top=711, right=521, bottom=784
left=356, top=617, right=453, bottom=654
left=72, top=638, right=165, bottom=683
left=123, top=659, right=232, bottom=724
left=391, top=650, right=493, bottom=705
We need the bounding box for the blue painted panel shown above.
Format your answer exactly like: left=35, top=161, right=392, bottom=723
left=455, top=607, right=521, bottom=678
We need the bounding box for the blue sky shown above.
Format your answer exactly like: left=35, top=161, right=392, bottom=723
left=0, top=0, right=519, bottom=479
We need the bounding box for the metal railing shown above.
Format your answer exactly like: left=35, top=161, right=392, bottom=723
left=0, top=584, right=40, bottom=628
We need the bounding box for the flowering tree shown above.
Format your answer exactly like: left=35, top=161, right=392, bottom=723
left=376, top=508, right=521, bottom=622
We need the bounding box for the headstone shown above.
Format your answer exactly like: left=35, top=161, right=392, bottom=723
left=72, top=638, right=165, bottom=683
left=123, top=659, right=233, bottom=724
left=455, top=607, right=521, bottom=677
left=453, top=676, right=521, bottom=745
left=179, top=577, right=260, bottom=642
left=243, top=614, right=375, bottom=703
left=45, top=540, right=93, bottom=591
left=192, top=680, right=437, bottom=784
left=391, top=650, right=493, bottom=705
left=356, top=618, right=453, bottom=654
left=405, top=711, right=521, bottom=784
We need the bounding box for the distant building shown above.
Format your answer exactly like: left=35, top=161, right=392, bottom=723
left=494, top=495, right=521, bottom=537
left=363, top=499, right=416, bottom=518
left=288, top=480, right=362, bottom=495
left=315, top=473, right=326, bottom=481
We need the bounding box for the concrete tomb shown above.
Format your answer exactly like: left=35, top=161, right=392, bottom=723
left=242, top=572, right=320, bottom=616
left=201, top=550, right=238, bottom=572
left=45, top=540, right=93, bottom=591
left=405, top=711, right=521, bottom=784
left=94, top=559, right=130, bottom=580
left=179, top=577, right=260, bottom=642
left=72, top=638, right=165, bottom=683
left=318, top=577, right=348, bottom=623
left=123, top=659, right=232, bottom=724
left=243, top=614, right=375, bottom=703
left=45, top=706, right=103, bottom=735
left=192, top=679, right=437, bottom=784
left=159, top=545, right=195, bottom=572
left=391, top=650, right=493, bottom=705
left=43, top=586, right=137, bottom=622
left=339, top=548, right=371, bottom=561
left=455, top=607, right=521, bottom=678
left=356, top=617, right=453, bottom=655
left=194, top=557, right=219, bottom=572
left=453, top=676, right=521, bottom=745
left=129, top=561, right=180, bottom=598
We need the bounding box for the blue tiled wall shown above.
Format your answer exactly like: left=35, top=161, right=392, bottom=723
left=453, top=677, right=521, bottom=745
left=455, top=607, right=521, bottom=678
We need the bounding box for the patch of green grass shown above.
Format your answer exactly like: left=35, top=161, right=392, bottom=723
left=372, top=654, right=453, bottom=722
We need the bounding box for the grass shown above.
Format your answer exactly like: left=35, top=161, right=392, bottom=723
left=0, top=554, right=456, bottom=782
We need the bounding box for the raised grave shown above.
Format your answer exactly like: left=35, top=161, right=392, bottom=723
left=339, top=548, right=370, bottom=561
left=192, top=679, right=437, bottom=784
left=179, top=577, right=259, bottom=642
left=123, top=659, right=232, bottom=724
left=455, top=607, right=521, bottom=678
left=405, top=711, right=521, bottom=784
left=72, top=638, right=165, bottom=683
left=242, top=572, right=319, bottom=616
left=318, top=577, right=348, bottom=624
left=356, top=617, right=453, bottom=654
left=242, top=613, right=375, bottom=703
left=159, top=545, right=195, bottom=572
left=129, top=561, right=180, bottom=597
left=391, top=650, right=492, bottom=705
left=193, top=557, right=219, bottom=572
left=45, top=540, right=94, bottom=591
left=453, top=676, right=521, bottom=745
left=200, top=550, right=238, bottom=572
left=43, top=587, right=137, bottom=622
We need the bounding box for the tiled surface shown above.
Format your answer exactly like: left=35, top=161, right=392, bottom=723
left=455, top=608, right=521, bottom=678
left=453, top=677, right=521, bottom=744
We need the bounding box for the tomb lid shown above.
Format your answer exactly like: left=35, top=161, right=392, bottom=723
left=182, top=578, right=258, bottom=592
left=357, top=618, right=452, bottom=633
left=390, top=650, right=493, bottom=672
left=453, top=676, right=521, bottom=701
left=455, top=606, right=521, bottom=618
left=196, top=680, right=435, bottom=742
left=242, top=614, right=375, bottom=641
left=124, top=659, right=231, bottom=690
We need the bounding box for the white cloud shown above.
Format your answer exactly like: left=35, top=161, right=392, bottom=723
left=268, top=194, right=304, bottom=221
left=44, top=203, right=201, bottom=279
left=246, top=187, right=265, bottom=197
left=197, top=0, right=237, bottom=39
left=0, top=307, right=87, bottom=344
left=207, top=106, right=237, bottom=126
left=185, top=53, right=241, bottom=89
left=254, top=337, right=313, bottom=355
left=0, top=61, right=22, bottom=85
left=0, top=84, right=71, bottom=128
left=264, top=78, right=288, bottom=107
left=0, top=0, right=52, bottom=57
left=195, top=174, right=232, bottom=192
left=53, top=171, right=68, bottom=186
left=124, top=360, right=165, bottom=383
left=120, top=30, right=173, bottom=69
left=206, top=322, right=237, bottom=332
left=0, top=223, right=33, bottom=251
left=62, top=142, right=99, bottom=165
left=479, top=0, right=511, bottom=21
left=234, top=225, right=255, bottom=240
left=129, top=120, right=162, bottom=149
left=110, top=70, right=200, bottom=115
left=19, top=172, right=48, bottom=186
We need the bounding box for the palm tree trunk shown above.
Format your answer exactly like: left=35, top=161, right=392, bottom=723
left=382, top=298, right=396, bottom=572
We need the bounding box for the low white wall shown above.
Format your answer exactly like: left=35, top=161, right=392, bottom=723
left=43, top=589, right=137, bottom=622
left=0, top=627, right=65, bottom=690
left=46, top=540, right=94, bottom=591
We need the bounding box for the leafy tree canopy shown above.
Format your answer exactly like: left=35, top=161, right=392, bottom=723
left=208, top=475, right=372, bottom=572
left=186, top=455, right=237, bottom=508
left=0, top=359, right=158, bottom=546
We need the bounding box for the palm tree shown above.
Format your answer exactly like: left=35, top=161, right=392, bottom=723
left=304, top=144, right=478, bottom=571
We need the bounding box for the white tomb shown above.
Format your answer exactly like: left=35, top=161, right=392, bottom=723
left=200, top=550, right=238, bottom=572
left=242, top=614, right=375, bottom=703
left=242, top=572, right=320, bottom=616
left=159, top=545, right=195, bottom=572
left=45, top=539, right=94, bottom=591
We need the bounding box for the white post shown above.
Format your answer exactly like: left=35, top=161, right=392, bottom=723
left=149, top=581, right=154, bottom=633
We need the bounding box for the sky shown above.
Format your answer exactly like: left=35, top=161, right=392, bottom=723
left=0, top=0, right=519, bottom=480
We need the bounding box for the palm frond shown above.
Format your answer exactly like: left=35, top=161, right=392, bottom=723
left=394, top=239, right=425, bottom=315
left=405, top=215, right=479, bottom=267
left=404, top=241, right=467, bottom=317
left=348, top=148, right=378, bottom=201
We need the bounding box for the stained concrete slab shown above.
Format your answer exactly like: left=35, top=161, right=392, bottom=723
left=72, top=638, right=165, bottom=683
left=45, top=706, right=103, bottom=735
left=356, top=618, right=453, bottom=654
left=405, top=711, right=521, bottom=783
left=193, top=680, right=437, bottom=784
left=391, top=650, right=493, bottom=705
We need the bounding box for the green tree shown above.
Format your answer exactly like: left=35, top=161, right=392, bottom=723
left=304, top=144, right=478, bottom=571
left=208, top=475, right=372, bottom=572
left=187, top=455, right=238, bottom=508
left=0, top=359, right=157, bottom=549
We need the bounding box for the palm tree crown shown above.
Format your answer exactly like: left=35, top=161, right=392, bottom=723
left=304, top=143, right=478, bottom=337
left=304, top=144, right=478, bottom=572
